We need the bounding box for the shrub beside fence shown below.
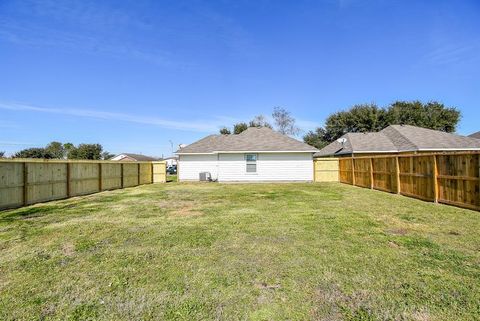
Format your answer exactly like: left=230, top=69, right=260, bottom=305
left=0, top=159, right=166, bottom=210
left=338, top=152, right=480, bottom=211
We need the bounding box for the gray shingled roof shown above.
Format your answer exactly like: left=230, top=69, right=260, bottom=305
left=115, top=153, right=159, bottom=161
left=315, top=125, right=480, bottom=157
left=177, top=127, right=318, bottom=154
left=469, top=131, right=480, bottom=139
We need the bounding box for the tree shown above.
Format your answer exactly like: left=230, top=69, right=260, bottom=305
left=233, top=122, right=248, bottom=134
left=303, top=128, right=330, bottom=149
left=324, top=103, right=386, bottom=141
left=303, top=101, right=461, bottom=148
left=249, top=115, right=272, bottom=128
left=0, top=151, right=5, bottom=158
left=385, top=101, right=460, bottom=133
left=272, top=107, right=300, bottom=136
left=101, top=151, right=115, bottom=160
left=68, top=144, right=103, bottom=160
left=219, top=127, right=231, bottom=135
left=45, top=141, right=65, bottom=159
left=13, top=148, right=54, bottom=159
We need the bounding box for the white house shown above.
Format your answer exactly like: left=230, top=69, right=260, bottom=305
left=176, top=127, right=319, bottom=182
left=163, top=156, right=178, bottom=167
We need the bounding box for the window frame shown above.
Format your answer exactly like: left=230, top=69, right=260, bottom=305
left=245, top=153, right=257, bottom=173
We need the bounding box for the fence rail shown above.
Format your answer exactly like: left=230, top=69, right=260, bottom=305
left=0, top=159, right=166, bottom=210
left=339, top=152, right=480, bottom=211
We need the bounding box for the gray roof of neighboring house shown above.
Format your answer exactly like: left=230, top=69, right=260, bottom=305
left=176, top=127, right=319, bottom=154
left=115, top=153, right=159, bottom=161
left=315, top=125, right=480, bottom=157
left=469, top=131, right=480, bottom=139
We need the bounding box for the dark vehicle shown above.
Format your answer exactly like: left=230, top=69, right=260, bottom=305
left=167, top=165, right=177, bottom=174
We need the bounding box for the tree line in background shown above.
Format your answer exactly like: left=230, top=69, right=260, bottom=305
left=219, top=107, right=300, bottom=136
left=0, top=100, right=460, bottom=158
left=4, top=142, right=116, bottom=160
left=303, top=101, right=460, bottom=149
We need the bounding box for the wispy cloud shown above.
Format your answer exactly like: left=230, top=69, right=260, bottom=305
left=0, top=0, right=182, bottom=68
left=425, top=43, right=477, bottom=65
left=0, top=17, right=178, bottom=68
left=0, top=120, right=20, bottom=129
left=0, top=141, right=34, bottom=146
left=0, top=102, right=230, bottom=132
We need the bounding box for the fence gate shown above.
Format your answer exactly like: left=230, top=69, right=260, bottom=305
left=314, top=158, right=339, bottom=182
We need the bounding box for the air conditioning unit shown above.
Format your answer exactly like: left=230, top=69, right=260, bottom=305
left=199, top=172, right=211, bottom=181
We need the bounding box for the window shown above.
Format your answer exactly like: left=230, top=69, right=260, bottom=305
left=245, top=154, right=257, bottom=173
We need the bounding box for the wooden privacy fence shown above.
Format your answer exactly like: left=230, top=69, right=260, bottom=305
left=314, top=158, right=339, bottom=182
left=0, top=159, right=167, bottom=210
left=339, top=152, right=480, bottom=211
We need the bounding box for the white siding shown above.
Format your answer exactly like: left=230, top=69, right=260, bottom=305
left=217, top=153, right=313, bottom=182
left=178, top=154, right=218, bottom=181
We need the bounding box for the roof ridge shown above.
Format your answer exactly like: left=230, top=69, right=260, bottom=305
left=384, top=125, right=420, bottom=150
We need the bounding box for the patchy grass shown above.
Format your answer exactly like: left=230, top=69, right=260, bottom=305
left=0, top=182, right=479, bottom=320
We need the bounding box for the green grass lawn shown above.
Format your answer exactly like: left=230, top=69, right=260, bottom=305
left=1, top=183, right=479, bottom=320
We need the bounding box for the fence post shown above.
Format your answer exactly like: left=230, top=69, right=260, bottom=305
left=351, top=158, right=356, bottom=186
left=121, top=163, right=124, bottom=188
left=98, top=162, right=103, bottom=191
left=23, top=162, right=28, bottom=206
left=395, top=156, right=400, bottom=194
left=137, top=163, right=141, bottom=185
left=433, top=155, right=439, bottom=203
left=151, top=162, right=154, bottom=184
left=66, top=163, right=71, bottom=197
left=313, top=159, right=317, bottom=182
left=369, top=157, right=374, bottom=189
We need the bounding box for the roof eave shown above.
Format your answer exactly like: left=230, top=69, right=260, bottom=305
left=177, top=150, right=318, bottom=155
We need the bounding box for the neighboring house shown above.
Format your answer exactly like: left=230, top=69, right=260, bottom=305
left=315, top=125, right=480, bottom=157
left=469, top=131, right=480, bottom=140
left=176, top=127, right=319, bottom=182
left=163, top=156, right=178, bottom=167
left=110, top=153, right=158, bottom=161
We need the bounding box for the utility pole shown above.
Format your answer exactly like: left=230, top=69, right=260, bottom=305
left=169, top=140, right=174, bottom=156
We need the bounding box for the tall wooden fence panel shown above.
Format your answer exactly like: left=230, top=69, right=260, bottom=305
left=338, top=152, right=480, bottom=211
left=152, top=162, right=167, bottom=183
left=314, top=158, right=339, bottom=182
left=398, top=155, right=435, bottom=202
left=372, top=157, right=397, bottom=193
left=436, top=154, right=479, bottom=210
left=339, top=158, right=353, bottom=184
left=353, top=158, right=371, bottom=188
left=0, top=159, right=166, bottom=210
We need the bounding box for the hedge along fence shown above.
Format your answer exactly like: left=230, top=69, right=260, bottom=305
left=339, top=152, right=480, bottom=211
left=0, top=159, right=167, bottom=210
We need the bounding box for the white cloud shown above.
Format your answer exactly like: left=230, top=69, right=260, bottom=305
left=0, top=141, right=34, bottom=146
left=0, top=102, right=229, bottom=132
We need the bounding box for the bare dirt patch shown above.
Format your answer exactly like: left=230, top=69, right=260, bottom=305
left=62, top=243, right=75, bottom=257
left=254, top=282, right=281, bottom=290
left=387, top=228, right=408, bottom=236
left=165, top=201, right=203, bottom=217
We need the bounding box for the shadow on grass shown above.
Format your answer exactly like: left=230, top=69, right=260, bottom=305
left=0, top=203, right=76, bottom=223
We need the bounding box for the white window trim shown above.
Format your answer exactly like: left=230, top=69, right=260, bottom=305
left=245, top=153, right=258, bottom=173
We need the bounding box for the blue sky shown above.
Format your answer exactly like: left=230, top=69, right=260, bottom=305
left=1, top=0, right=479, bottom=157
